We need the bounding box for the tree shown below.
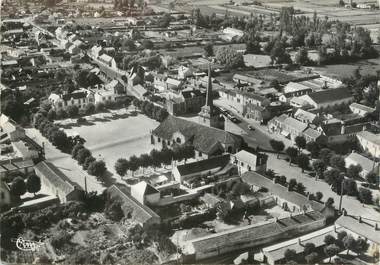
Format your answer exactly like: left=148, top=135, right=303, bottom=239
left=87, top=160, right=107, bottom=177
left=56, top=108, right=68, bottom=119
left=325, top=197, right=334, bottom=206
left=84, top=103, right=95, bottom=115
left=346, top=164, right=362, bottom=179
left=204, top=43, right=214, bottom=57
left=95, top=102, right=105, bottom=112
left=329, top=155, right=345, bottom=171
left=295, top=136, right=306, bottom=152
left=71, top=143, right=84, bottom=159
left=305, top=252, right=319, bottom=264
left=315, top=191, right=323, bottom=201
left=304, top=243, right=316, bottom=255
left=66, top=105, right=79, bottom=118
left=115, top=158, right=128, bottom=176
left=343, top=235, right=356, bottom=255
left=365, top=171, right=377, bottom=184
left=295, top=182, right=306, bottom=194
left=47, top=109, right=56, bottom=121
left=26, top=174, right=41, bottom=196
left=297, top=154, right=310, bottom=173
left=319, top=148, right=333, bottom=165
left=286, top=147, right=298, bottom=165
left=312, top=159, right=326, bottom=180
left=324, top=168, right=341, bottom=186
left=270, top=40, right=292, bottom=64
left=343, top=178, right=358, bottom=196
left=355, top=237, right=369, bottom=254
left=284, top=249, right=297, bottom=262
left=215, top=46, right=245, bottom=68
left=76, top=148, right=92, bottom=165
left=51, top=130, right=69, bottom=150
left=358, top=187, right=372, bottom=204
left=270, top=140, right=285, bottom=158
left=10, top=177, right=26, bottom=198
left=306, top=141, right=320, bottom=158
left=295, top=47, right=309, bottom=65
left=288, top=178, right=297, bottom=191
left=128, top=155, right=140, bottom=173
left=324, top=244, right=340, bottom=263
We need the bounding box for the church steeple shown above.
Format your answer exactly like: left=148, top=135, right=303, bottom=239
left=205, top=64, right=213, bottom=109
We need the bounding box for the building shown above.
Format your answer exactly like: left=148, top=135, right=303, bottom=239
left=198, top=65, right=225, bottom=130
left=280, top=82, right=312, bottom=102
left=222, top=27, right=245, bottom=41
left=335, top=214, right=380, bottom=251
left=231, top=150, right=267, bottom=174
left=293, top=109, right=318, bottom=124
left=106, top=184, right=161, bottom=229
left=34, top=161, right=84, bottom=203
left=345, top=152, right=379, bottom=178
left=48, top=89, right=94, bottom=110
left=98, top=54, right=117, bottom=69
left=178, top=65, right=193, bottom=79
left=297, top=87, right=353, bottom=109
left=302, top=127, right=326, bottom=144
left=0, top=159, right=34, bottom=178
left=183, top=211, right=325, bottom=261
left=349, top=103, right=376, bottom=117
left=172, top=154, right=232, bottom=183
left=130, top=181, right=160, bottom=205
left=244, top=104, right=271, bottom=123
left=152, top=116, right=242, bottom=159
left=356, top=131, right=380, bottom=158
left=166, top=90, right=206, bottom=116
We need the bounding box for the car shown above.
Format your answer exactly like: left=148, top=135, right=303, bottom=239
left=248, top=125, right=255, bottom=130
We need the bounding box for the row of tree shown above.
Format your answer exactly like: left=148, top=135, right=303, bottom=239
left=9, top=175, right=41, bottom=200
left=71, top=144, right=108, bottom=180
left=115, top=145, right=195, bottom=176
left=132, top=98, right=169, bottom=122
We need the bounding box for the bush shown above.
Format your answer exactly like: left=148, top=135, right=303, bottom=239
left=51, top=231, right=72, bottom=249
left=66, top=105, right=79, bottom=118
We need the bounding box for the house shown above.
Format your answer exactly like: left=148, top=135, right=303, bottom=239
left=201, top=193, right=224, bottom=208
left=294, top=109, right=318, bottom=124
left=262, top=226, right=343, bottom=265
left=356, top=131, right=380, bottom=158
left=166, top=90, right=206, bottom=116
left=132, top=84, right=148, bottom=100
left=0, top=181, right=11, bottom=208
left=302, top=127, right=326, bottom=144
left=91, top=45, right=103, bottom=58
left=105, top=79, right=125, bottom=94
left=0, top=114, right=26, bottom=142
left=244, top=104, right=271, bottom=123
left=349, top=103, right=376, bottom=117
left=280, top=82, right=312, bottom=102
left=345, top=152, right=379, bottom=178
left=222, top=27, right=244, bottom=41
left=335, top=214, right=380, bottom=250
left=281, top=117, right=308, bottom=141
left=34, top=161, right=84, bottom=203
left=152, top=116, right=243, bottom=159
left=178, top=65, right=193, bottom=80
left=232, top=73, right=262, bottom=86
left=106, top=185, right=160, bottom=229
left=231, top=150, right=267, bottom=174
left=131, top=181, right=160, bottom=205
left=49, top=89, right=94, bottom=110
left=172, top=154, right=233, bottom=183
left=0, top=159, right=34, bottom=178
left=93, top=89, right=117, bottom=104
left=98, top=54, right=117, bottom=69
left=297, top=87, right=353, bottom=109
left=166, top=78, right=183, bottom=91
left=68, top=44, right=80, bottom=55
left=319, top=121, right=369, bottom=144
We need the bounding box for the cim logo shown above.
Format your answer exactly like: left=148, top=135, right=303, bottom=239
left=14, top=237, right=44, bottom=251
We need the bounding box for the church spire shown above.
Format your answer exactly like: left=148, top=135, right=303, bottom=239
left=205, top=64, right=213, bottom=108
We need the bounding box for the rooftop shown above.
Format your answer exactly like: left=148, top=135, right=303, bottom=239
left=176, top=154, right=231, bottom=176
left=307, top=87, right=352, bottom=104
left=336, top=215, right=380, bottom=244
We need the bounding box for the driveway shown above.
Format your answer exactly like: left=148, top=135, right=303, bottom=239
left=265, top=152, right=380, bottom=221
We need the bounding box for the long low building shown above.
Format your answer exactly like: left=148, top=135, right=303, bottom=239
left=183, top=211, right=326, bottom=261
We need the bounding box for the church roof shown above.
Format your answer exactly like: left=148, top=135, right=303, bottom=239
left=152, top=116, right=242, bottom=155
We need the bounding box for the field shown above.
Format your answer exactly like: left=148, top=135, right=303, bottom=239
left=62, top=109, right=159, bottom=177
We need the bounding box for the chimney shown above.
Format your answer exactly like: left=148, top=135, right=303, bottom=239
left=341, top=124, right=345, bottom=135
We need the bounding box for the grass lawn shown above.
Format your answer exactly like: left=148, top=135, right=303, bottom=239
left=64, top=112, right=159, bottom=176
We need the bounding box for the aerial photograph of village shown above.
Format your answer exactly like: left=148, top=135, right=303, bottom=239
left=0, top=0, right=379, bottom=264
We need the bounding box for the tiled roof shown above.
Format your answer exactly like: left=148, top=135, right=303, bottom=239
left=62, top=90, right=89, bottom=101
left=242, top=172, right=324, bottom=212
left=357, top=131, right=380, bottom=145
left=234, top=150, right=257, bottom=165
left=107, top=185, right=160, bottom=224
left=350, top=103, right=375, bottom=113
left=294, top=109, right=316, bottom=122
left=284, top=82, right=311, bottom=94
left=307, top=87, right=352, bottom=104
left=336, top=215, right=380, bottom=244
left=152, top=116, right=243, bottom=155
left=284, top=117, right=308, bottom=132
left=303, top=127, right=322, bottom=139
left=35, top=161, right=82, bottom=195
left=176, top=154, right=231, bottom=176
left=132, top=181, right=159, bottom=195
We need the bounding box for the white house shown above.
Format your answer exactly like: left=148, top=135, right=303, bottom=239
left=130, top=181, right=160, bottom=205
left=178, top=65, right=193, bottom=80
left=98, top=54, right=117, bottom=69
left=356, top=131, right=380, bottom=158
left=49, top=89, right=94, bottom=110
left=349, top=103, right=375, bottom=117
left=231, top=150, right=267, bottom=174
left=297, top=87, right=353, bottom=109
left=345, top=151, right=379, bottom=178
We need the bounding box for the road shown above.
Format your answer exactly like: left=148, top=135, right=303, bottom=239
left=263, top=153, right=380, bottom=221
